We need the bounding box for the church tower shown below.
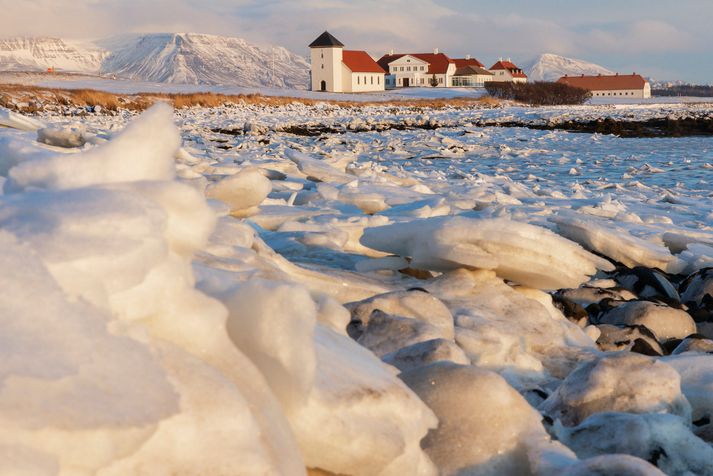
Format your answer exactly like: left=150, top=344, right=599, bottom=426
left=309, top=31, right=344, bottom=92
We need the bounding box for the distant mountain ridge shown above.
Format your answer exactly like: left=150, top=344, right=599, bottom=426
left=523, top=53, right=614, bottom=82
left=0, top=33, right=310, bottom=89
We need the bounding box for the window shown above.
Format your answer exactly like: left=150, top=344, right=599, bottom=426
left=321, top=64, right=324, bottom=69
left=371, top=76, right=374, bottom=85
left=421, top=66, right=425, bottom=71
left=407, top=66, right=411, bottom=71
left=438, top=77, right=443, bottom=84
left=357, top=76, right=360, bottom=84
left=421, top=78, right=424, bottom=84
left=400, top=67, right=404, bottom=71
left=378, top=76, right=380, bottom=85
left=364, top=75, right=367, bottom=83
left=321, top=52, right=323, bottom=59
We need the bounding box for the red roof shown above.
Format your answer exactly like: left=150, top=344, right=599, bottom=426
left=454, top=58, right=485, bottom=69
left=342, top=50, right=386, bottom=73
left=557, top=74, right=648, bottom=91
left=377, top=53, right=454, bottom=74
left=490, top=60, right=527, bottom=78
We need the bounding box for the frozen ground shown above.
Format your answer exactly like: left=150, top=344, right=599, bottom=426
left=3, top=71, right=713, bottom=104
left=0, top=100, right=712, bottom=475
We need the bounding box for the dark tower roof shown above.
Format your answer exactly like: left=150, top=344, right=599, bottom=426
left=309, top=31, right=345, bottom=48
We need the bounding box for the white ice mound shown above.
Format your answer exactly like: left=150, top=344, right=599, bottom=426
left=540, top=353, right=691, bottom=427
left=0, top=106, right=307, bottom=474
left=220, top=280, right=438, bottom=476
left=552, top=212, right=686, bottom=274
left=205, top=167, right=272, bottom=215
left=400, top=362, right=557, bottom=476
left=5, top=102, right=179, bottom=193
left=555, top=412, right=713, bottom=476
left=0, top=108, right=45, bottom=131
left=360, top=216, right=614, bottom=290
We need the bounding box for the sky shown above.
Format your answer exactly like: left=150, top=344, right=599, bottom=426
left=1, top=0, right=711, bottom=82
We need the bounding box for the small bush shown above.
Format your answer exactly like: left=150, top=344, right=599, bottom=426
left=485, top=81, right=591, bottom=105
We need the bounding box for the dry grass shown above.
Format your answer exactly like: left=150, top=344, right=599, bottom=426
left=0, top=83, right=501, bottom=113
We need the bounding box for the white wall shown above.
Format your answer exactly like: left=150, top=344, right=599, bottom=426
left=590, top=88, right=649, bottom=99
left=343, top=67, right=385, bottom=92
left=310, top=47, right=343, bottom=92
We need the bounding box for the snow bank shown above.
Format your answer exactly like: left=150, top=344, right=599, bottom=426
left=360, top=216, right=614, bottom=290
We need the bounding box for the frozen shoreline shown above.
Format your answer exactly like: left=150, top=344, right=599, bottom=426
left=0, top=101, right=712, bottom=475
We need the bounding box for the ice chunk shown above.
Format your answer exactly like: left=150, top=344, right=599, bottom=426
left=205, top=167, right=272, bottom=215
left=0, top=108, right=45, bottom=131
left=597, top=301, right=696, bottom=341
left=383, top=338, right=470, bottom=372
left=400, top=362, right=554, bottom=476
left=540, top=353, right=691, bottom=426
left=360, top=216, right=614, bottom=290
left=289, top=326, right=438, bottom=476
left=5, top=103, right=179, bottom=192
left=346, top=289, right=454, bottom=338
left=663, top=353, right=713, bottom=441
left=552, top=213, right=686, bottom=274
left=37, top=125, right=87, bottom=148
left=223, top=280, right=316, bottom=411
left=555, top=412, right=713, bottom=476
left=286, top=148, right=354, bottom=184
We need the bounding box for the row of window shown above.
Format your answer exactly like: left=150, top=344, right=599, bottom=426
left=594, top=91, right=636, bottom=96
left=356, top=75, right=381, bottom=85
left=391, top=65, right=427, bottom=73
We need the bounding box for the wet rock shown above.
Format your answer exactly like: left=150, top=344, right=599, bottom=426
left=615, top=266, right=680, bottom=305
left=671, top=335, right=713, bottom=354
left=595, top=324, right=663, bottom=356
left=680, top=267, right=713, bottom=322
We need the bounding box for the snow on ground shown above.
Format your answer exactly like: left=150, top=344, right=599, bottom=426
left=0, top=99, right=712, bottom=475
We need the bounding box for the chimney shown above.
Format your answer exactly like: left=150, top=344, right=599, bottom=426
left=434, top=48, right=439, bottom=54
left=499, top=56, right=502, bottom=61
left=389, top=49, right=394, bottom=55
left=507, top=57, right=511, bottom=62
left=615, top=72, right=619, bottom=76
left=465, top=54, right=471, bottom=60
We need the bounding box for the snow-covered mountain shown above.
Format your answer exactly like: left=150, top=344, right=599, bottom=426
left=0, top=37, right=105, bottom=73
left=523, top=53, right=614, bottom=82
left=98, top=33, right=310, bottom=88
left=0, top=33, right=310, bottom=89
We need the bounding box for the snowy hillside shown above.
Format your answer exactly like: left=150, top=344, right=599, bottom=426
left=0, top=37, right=105, bottom=73
left=524, top=53, right=613, bottom=82
left=0, top=33, right=310, bottom=89
left=98, top=33, right=310, bottom=88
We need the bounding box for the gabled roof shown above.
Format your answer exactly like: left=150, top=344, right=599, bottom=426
left=489, top=60, right=527, bottom=78
left=454, top=65, right=494, bottom=76
left=454, top=58, right=485, bottom=69
left=342, top=50, right=386, bottom=73
left=309, top=31, right=344, bottom=48
left=557, top=74, right=648, bottom=91
left=377, top=53, right=455, bottom=74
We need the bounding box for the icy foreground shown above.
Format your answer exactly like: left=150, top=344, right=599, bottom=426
left=1, top=101, right=713, bottom=475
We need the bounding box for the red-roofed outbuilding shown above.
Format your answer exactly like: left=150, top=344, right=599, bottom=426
left=558, top=73, right=651, bottom=99
left=489, top=59, right=528, bottom=83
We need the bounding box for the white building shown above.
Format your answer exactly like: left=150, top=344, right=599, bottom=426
left=557, top=73, right=651, bottom=99
left=489, top=59, right=528, bottom=83
left=452, top=57, right=494, bottom=87
left=377, top=50, right=456, bottom=88
left=309, top=31, right=385, bottom=93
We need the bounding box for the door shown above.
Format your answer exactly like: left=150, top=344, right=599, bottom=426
left=403, top=78, right=410, bottom=87
left=320, top=80, right=326, bottom=92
